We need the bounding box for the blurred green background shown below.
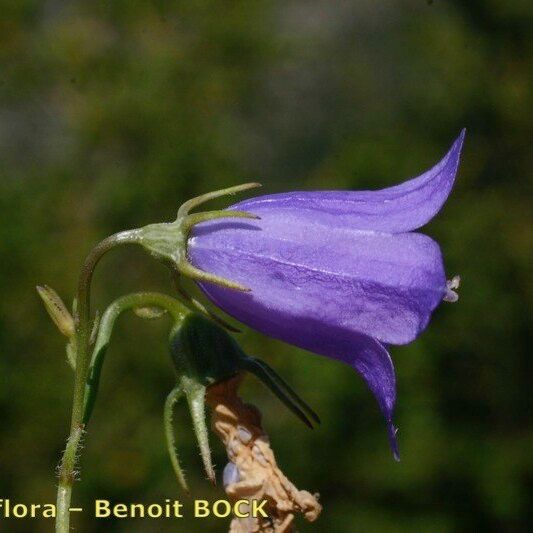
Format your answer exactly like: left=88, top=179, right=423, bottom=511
left=1, top=1, right=532, bottom=531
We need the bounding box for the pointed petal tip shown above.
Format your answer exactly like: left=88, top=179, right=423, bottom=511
left=445, top=129, right=466, bottom=177
left=388, top=422, right=400, bottom=461
left=453, top=128, right=466, bottom=155
left=230, top=129, right=466, bottom=233
left=395, top=126, right=466, bottom=230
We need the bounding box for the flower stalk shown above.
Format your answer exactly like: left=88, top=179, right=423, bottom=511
left=50, top=185, right=263, bottom=533
left=55, top=230, right=140, bottom=533
left=55, top=288, right=193, bottom=532
left=83, top=292, right=189, bottom=425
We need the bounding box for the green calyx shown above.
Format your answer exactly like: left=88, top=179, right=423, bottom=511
left=134, top=183, right=261, bottom=293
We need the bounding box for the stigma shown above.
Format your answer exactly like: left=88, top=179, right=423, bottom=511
left=444, top=275, right=461, bottom=303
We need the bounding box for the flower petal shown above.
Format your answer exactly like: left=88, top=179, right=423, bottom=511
left=194, top=264, right=400, bottom=457
left=231, top=130, right=465, bottom=233
left=337, top=336, right=399, bottom=461
left=189, top=213, right=447, bottom=345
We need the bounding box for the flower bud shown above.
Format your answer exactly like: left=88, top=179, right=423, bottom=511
left=170, top=313, right=246, bottom=386
left=166, top=313, right=317, bottom=492
left=170, top=313, right=319, bottom=429
left=36, top=285, right=75, bottom=338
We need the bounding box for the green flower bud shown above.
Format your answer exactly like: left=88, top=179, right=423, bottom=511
left=170, top=313, right=246, bottom=386
left=36, top=285, right=75, bottom=338
left=164, top=313, right=319, bottom=493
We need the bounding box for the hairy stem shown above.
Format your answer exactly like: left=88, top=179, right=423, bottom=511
left=55, top=230, right=138, bottom=533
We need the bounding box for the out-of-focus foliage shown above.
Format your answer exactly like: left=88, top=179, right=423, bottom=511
left=0, top=1, right=531, bottom=531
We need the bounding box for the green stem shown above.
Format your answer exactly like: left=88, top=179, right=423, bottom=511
left=83, top=292, right=189, bottom=425
left=55, top=230, right=139, bottom=533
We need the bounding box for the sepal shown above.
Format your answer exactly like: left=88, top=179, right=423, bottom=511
left=134, top=184, right=261, bottom=292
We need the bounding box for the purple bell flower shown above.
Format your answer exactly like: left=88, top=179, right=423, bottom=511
left=187, top=131, right=465, bottom=459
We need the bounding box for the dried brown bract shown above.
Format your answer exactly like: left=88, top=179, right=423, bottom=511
left=207, top=374, right=322, bottom=532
